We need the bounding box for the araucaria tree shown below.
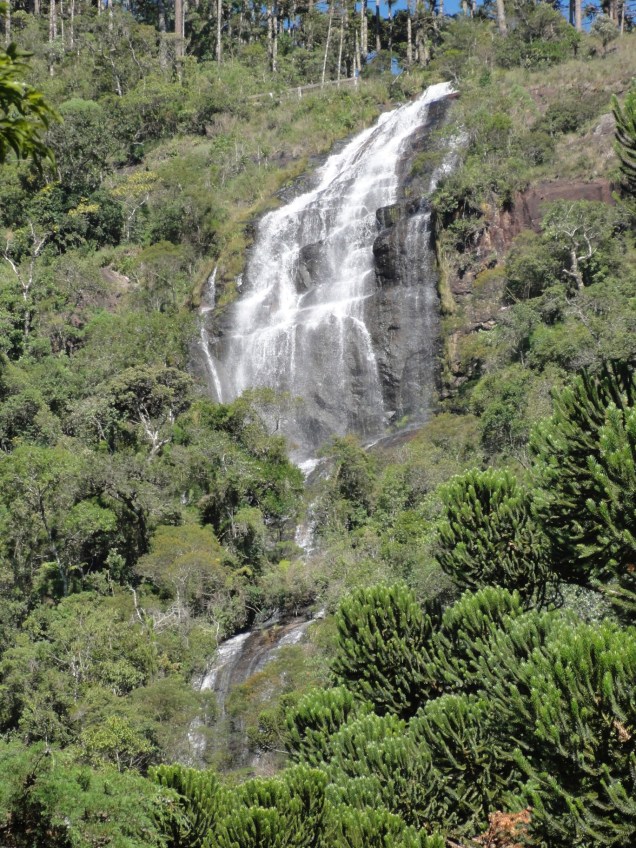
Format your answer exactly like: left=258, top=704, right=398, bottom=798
left=612, top=82, right=636, bottom=199
left=436, top=468, right=552, bottom=604
left=532, top=362, right=636, bottom=584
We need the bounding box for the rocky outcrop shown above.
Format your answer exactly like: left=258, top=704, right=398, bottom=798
left=364, top=98, right=452, bottom=425
left=441, top=177, right=615, bottom=396
left=294, top=240, right=324, bottom=292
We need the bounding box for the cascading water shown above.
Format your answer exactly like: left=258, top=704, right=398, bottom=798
left=191, top=83, right=455, bottom=769
left=205, top=82, right=453, bottom=460
left=198, top=266, right=224, bottom=401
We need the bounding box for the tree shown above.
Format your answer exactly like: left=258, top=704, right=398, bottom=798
left=151, top=764, right=221, bottom=848
left=510, top=620, right=636, bottom=847
left=436, top=468, right=552, bottom=604
left=612, top=82, right=636, bottom=199
left=331, top=583, right=438, bottom=717
left=531, top=362, right=636, bottom=584
left=591, top=13, right=619, bottom=55
left=0, top=741, right=166, bottom=847
left=411, top=694, right=523, bottom=837
left=286, top=686, right=368, bottom=766
left=136, top=524, right=228, bottom=618
left=495, top=0, right=506, bottom=35
left=328, top=712, right=434, bottom=828
left=542, top=200, right=623, bottom=292
left=326, top=806, right=444, bottom=848
left=0, top=40, right=55, bottom=168
left=214, top=766, right=327, bottom=848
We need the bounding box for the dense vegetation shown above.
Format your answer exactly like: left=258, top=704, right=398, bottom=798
left=0, top=0, right=635, bottom=843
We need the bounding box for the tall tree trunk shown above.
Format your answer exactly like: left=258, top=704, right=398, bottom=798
left=34, top=0, right=40, bottom=17
left=360, top=0, right=367, bottom=57
left=48, top=0, right=57, bottom=74
left=336, top=4, right=344, bottom=83
left=49, top=0, right=57, bottom=39
left=216, top=0, right=222, bottom=61
left=174, top=0, right=184, bottom=58
left=237, top=0, right=243, bottom=47
left=406, top=9, right=412, bottom=63
left=69, top=0, right=74, bottom=48
left=321, top=0, right=333, bottom=84
left=4, top=0, right=10, bottom=45
left=495, top=0, right=506, bottom=34
left=354, top=27, right=360, bottom=76
left=267, top=0, right=278, bottom=72
left=272, top=6, right=278, bottom=72
left=374, top=0, right=380, bottom=51
left=574, top=0, right=582, bottom=30
left=157, top=0, right=168, bottom=67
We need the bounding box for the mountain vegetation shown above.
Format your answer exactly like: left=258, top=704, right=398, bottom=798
left=0, top=0, right=635, bottom=843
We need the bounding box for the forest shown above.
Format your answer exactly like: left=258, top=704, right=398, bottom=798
left=0, top=0, right=635, bottom=842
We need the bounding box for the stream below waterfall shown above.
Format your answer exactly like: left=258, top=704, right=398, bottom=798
left=192, top=82, right=454, bottom=769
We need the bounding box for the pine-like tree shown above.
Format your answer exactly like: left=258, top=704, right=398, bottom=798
left=410, top=694, right=524, bottom=838
left=214, top=766, right=327, bottom=848
left=584, top=403, right=636, bottom=581
left=436, top=468, right=552, bottom=604
left=510, top=620, right=636, bottom=847
left=286, top=687, right=370, bottom=766
left=532, top=362, right=636, bottom=583
left=331, top=583, right=439, bottom=718
left=430, top=587, right=526, bottom=694
left=327, top=712, right=433, bottom=828
left=151, top=764, right=220, bottom=848
left=612, top=83, right=636, bottom=198
left=325, top=804, right=444, bottom=848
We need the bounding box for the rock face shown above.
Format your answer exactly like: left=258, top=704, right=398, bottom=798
left=367, top=199, right=440, bottom=423
left=364, top=96, right=452, bottom=428
left=440, top=177, right=616, bottom=396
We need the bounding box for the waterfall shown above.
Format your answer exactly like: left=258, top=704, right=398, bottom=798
left=207, top=82, right=453, bottom=460
left=198, top=266, right=224, bottom=402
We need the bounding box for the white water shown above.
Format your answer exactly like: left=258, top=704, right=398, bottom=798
left=198, top=266, right=224, bottom=401
left=211, top=82, right=453, bottom=458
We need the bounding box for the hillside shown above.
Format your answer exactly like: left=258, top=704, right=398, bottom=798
left=0, top=1, right=636, bottom=845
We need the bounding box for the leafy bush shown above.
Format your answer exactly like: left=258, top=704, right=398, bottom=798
left=494, top=4, right=580, bottom=69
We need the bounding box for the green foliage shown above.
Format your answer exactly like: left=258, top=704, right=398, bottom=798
left=430, top=586, right=527, bottom=694
left=511, top=620, right=636, bottom=846
left=0, top=741, right=165, bottom=847
left=612, top=82, right=636, bottom=198
left=503, top=230, right=561, bottom=302
left=214, top=766, right=327, bottom=848
left=331, top=583, right=437, bottom=718
left=436, top=468, right=552, bottom=603
left=327, top=712, right=434, bottom=829
left=494, top=4, right=580, bottom=69
left=0, top=43, right=55, bottom=167
left=286, top=687, right=369, bottom=767
left=531, top=362, right=636, bottom=583
left=411, top=694, right=522, bottom=835
left=151, top=764, right=221, bottom=848
left=542, top=200, right=625, bottom=292
left=324, top=805, right=443, bottom=848
left=591, top=14, right=619, bottom=53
